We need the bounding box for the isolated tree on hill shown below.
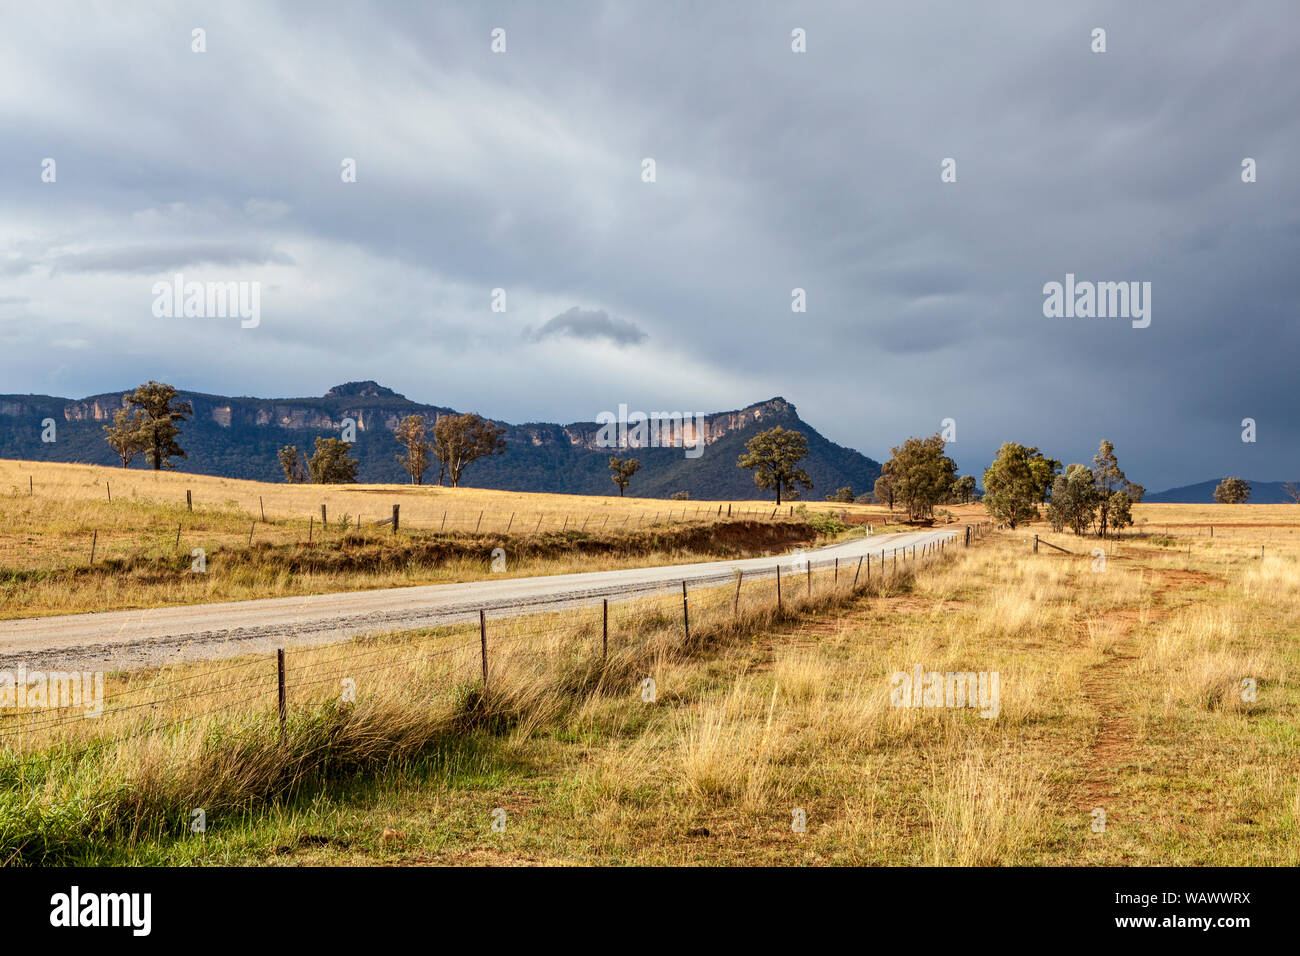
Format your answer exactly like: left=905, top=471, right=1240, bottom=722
left=949, top=474, right=977, bottom=504
left=873, top=470, right=896, bottom=510
left=884, top=434, right=957, bottom=521
left=826, top=486, right=855, bottom=503
left=278, top=445, right=307, bottom=483
left=433, top=413, right=506, bottom=488
left=308, top=437, right=359, bottom=484
left=121, top=381, right=192, bottom=471
left=103, top=406, right=147, bottom=467
left=609, top=456, right=641, bottom=497
left=982, top=442, right=1043, bottom=528
left=737, top=426, right=812, bottom=505
left=1213, top=477, right=1251, bottom=504
left=1046, top=464, right=1100, bottom=535
left=1283, top=482, right=1300, bottom=504
left=1091, top=440, right=1132, bottom=537
left=394, top=414, right=432, bottom=485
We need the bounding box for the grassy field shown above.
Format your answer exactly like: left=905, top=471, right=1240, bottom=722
left=0, top=458, right=896, bottom=618
left=1, top=487, right=1296, bottom=865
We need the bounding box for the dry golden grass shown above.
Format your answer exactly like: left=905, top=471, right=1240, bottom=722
left=2, top=489, right=1298, bottom=866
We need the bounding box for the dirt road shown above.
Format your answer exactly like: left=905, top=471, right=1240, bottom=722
left=0, top=529, right=958, bottom=671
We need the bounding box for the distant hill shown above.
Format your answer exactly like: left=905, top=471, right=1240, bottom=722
left=0, top=382, right=882, bottom=501
left=1146, top=479, right=1299, bottom=504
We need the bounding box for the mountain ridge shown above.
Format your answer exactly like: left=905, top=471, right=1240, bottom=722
left=0, top=382, right=882, bottom=500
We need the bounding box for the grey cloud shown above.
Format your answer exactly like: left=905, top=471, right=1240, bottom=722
left=0, top=1, right=1296, bottom=490
left=528, top=308, right=648, bottom=347
left=50, top=242, right=295, bottom=275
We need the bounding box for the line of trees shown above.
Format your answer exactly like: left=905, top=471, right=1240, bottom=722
left=98, top=384, right=1279, bottom=510
left=283, top=411, right=507, bottom=486
left=982, top=438, right=1146, bottom=538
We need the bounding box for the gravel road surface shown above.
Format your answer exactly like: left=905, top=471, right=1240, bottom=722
left=0, top=528, right=959, bottom=672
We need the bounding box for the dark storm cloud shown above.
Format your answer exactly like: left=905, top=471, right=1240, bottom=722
left=0, top=0, right=1296, bottom=490
left=528, top=307, right=647, bottom=346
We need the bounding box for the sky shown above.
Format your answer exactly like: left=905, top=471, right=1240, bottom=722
left=1, top=0, right=1297, bottom=492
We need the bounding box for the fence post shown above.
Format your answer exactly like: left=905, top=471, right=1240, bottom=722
left=89, top=529, right=97, bottom=564
left=602, top=599, right=608, bottom=663
left=806, top=562, right=812, bottom=596
left=106, top=480, right=111, bottom=502
left=248, top=522, right=255, bottom=546
left=776, top=565, right=782, bottom=611
left=733, top=570, right=743, bottom=616
left=834, top=557, right=838, bottom=584
left=308, top=515, right=313, bottom=544
left=480, top=610, right=489, bottom=687
left=1033, top=534, right=1039, bottom=553
left=392, top=504, right=400, bottom=533
left=260, top=496, right=266, bottom=522
left=321, top=504, right=327, bottom=529
left=853, top=555, right=863, bottom=588
left=441, top=511, right=447, bottom=532
left=174, top=522, right=181, bottom=552
left=186, top=489, right=192, bottom=511
left=475, top=510, right=484, bottom=533
left=681, top=581, right=690, bottom=643
left=506, top=512, right=515, bottom=534
left=277, top=649, right=286, bottom=738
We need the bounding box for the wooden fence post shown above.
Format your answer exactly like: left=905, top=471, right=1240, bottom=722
left=441, top=511, right=447, bottom=532
left=834, top=557, right=838, bottom=584
left=260, top=496, right=266, bottom=522
left=321, top=504, right=327, bottom=529
left=1033, top=534, right=1039, bottom=553
left=682, top=581, right=690, bottom=643
left=106, top=480, right=111, bottom=502
left=277, top=649, right=287, bottom=738
left=776, top=565, right=782, bottom=612
left=602, top=599, right=608, bottom=663
left=186, top=489, right=192, bottom=511
left=733, top=570, right=743, bottom=617
left=806, top=562, right=812, bottom=596
left=480, top=610, right=488, bottom=687
left=89, top=529, right=97, bottom=564
left=308, top=515, right=313, bottom=544
left=174, top=522, right=181, bottom=552
left=248, top=522, right=255, bottom=546
left=507, top=513, right=515, bottom=534
left=392, top=504, right=399, bottom=533
left=853, top=555, right=863, bottom=588
left=475, top=510, right=484, bottom=533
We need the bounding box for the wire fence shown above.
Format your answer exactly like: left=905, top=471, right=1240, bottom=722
left=0, top=525, right=986, bottom=771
